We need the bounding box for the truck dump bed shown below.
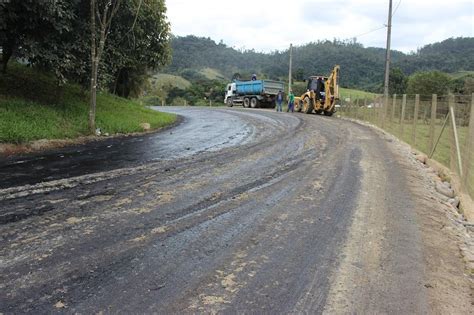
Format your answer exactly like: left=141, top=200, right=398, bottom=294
left=235, top=80, right=284, bottom=96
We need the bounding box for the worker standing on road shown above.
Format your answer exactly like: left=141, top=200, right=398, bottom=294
left=276, top=90, right=283, bottom=112
left=287, top=90, right=295, bottom=113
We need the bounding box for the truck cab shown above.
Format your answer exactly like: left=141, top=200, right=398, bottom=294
left=225, top=83, right=237, bottom=106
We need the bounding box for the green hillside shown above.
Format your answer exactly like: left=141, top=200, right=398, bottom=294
left=199, top=68, right=226, bottom=80
left=151, top=73, right=192, bottom=90
left=165, top=36, right=474, bottom=92
left=450, top=71, right=474, bottom=80
left=339, top=88, right=377, bottom=100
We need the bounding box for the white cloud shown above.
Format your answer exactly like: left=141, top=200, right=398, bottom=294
left=166, top=0, right=474, bottom=52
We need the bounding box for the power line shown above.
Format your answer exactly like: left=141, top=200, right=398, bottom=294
left=392, top=0, right=402, bottom=17
left=351, top=0, right=400, bottom=40
left=352, top=25, right=387, bottom=39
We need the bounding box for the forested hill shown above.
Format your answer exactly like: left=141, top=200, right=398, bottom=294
left=165, top=36, right=474, bottom=92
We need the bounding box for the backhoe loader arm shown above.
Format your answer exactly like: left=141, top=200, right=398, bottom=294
left=324, top=65, right=340, bottom=111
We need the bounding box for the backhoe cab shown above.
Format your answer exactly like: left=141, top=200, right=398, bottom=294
left=295, top=65, right=340, bottom=116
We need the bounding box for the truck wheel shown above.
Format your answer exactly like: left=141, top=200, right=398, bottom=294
left=303, top=97, right=313, bottom=114
left=243, top=98, right=250, bottom=108
left=250, top=98, right=259, bottom=108
left=226, top=98, right=233, bottom=107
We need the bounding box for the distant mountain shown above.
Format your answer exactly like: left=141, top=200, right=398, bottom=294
left=165, top=36, right=474, bottom=92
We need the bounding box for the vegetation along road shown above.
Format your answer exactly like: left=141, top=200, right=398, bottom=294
left=0, top=107, right=471, bottom=313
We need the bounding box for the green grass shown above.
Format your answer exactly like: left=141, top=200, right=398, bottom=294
left=341, top=106, right=474, bottom=197
left=341, top=106, right=464, bottom=165
left=449, top=71, right=474, bottom=80
left=0, top=63, right=176, bottom=143
left=339, top=87, right=377, bottom=100
left=150, top=73, right=192, bottom=91
left=199, top=68, right=226, bottom=80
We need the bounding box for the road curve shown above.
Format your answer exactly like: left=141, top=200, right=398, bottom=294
left=0, top=107, right=255, bottom=189
left=0, top=107, right=470, bottom=313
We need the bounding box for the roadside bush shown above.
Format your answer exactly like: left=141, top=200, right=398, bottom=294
left=171, top=97, right=187, bottom=106
left=141, top=96, right=162, bottom=106
left=407, top=71, right=451, bottom=96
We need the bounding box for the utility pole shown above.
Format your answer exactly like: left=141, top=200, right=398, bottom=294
left=383, top=0, right=393, bottom=98
left=288, top=43, right=293, bottom=92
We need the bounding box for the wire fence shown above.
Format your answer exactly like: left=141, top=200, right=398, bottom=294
left=340, top=93, right=474, bottom=200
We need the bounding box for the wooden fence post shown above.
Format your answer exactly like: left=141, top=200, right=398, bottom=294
left=449, top=94, right=463, bottom=177
left=355, top=99, right=359, bottom=120
left=373, top=97, right=377, bottom=123
left=381, top=94, right=388, bottom=128
left=391, top=94, right=397, bottom=123
left=348, top=96, right=352, bottom=117
left=462, top=93, right=474, bottom=189
left=429, top=94, right=437, bottom=154
left=363, top=98, right=367, bottom=121
left=400, top=94, right=407, bottom=137
left=412, top=94, right=420, bottom=146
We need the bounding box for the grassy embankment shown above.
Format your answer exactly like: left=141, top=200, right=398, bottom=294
left=0, top=64, right=176, bottom=144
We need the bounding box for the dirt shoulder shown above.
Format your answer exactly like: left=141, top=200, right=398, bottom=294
left=387, top=130, right=473, bottom=314
left=325, top=119, right=472, bottom=313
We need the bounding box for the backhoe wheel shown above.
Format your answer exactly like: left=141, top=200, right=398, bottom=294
left=296, top=100, right=303, bottom=112
left=243, top=98, right=250, bottom=108
left=250, top=98, right=259, bottom=108
left=315, top=110, right=323, bottom=115
left=303, top=97, right=313, bottom=114
left=226, top=98, right=233, bottom=107
left=323, top=110, right=334, bottom=117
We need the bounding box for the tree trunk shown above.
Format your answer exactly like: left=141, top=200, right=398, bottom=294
left=89, top=0, right=97, bottom=134
left=112, top=69, right=121, bottom=95
left=1, top=40, right=14, bottom=74
left=89, top=0, right=120, bottom=134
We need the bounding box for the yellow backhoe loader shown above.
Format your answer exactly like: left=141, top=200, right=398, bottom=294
left=294, top=65, right=340, bottom=116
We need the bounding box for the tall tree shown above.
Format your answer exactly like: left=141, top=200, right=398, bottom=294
left=89, top=0, right=120, bottom=133
left=406, top=71, right=451, bottom=96
left=106, top=0, right=171, bottom=98
left=0, top=0, right=74, bottom=74
left=388, top=67, right=408, bottom=95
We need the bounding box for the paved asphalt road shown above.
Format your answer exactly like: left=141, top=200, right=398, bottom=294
left=0, top=107, right=254, bottom=189
left=0, top=107, right=469, bottom=313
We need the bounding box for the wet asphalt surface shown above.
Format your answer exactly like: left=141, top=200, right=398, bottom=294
left=0, top=107, right=253, bottom=189
left=0, top=107, right=431, bottom=313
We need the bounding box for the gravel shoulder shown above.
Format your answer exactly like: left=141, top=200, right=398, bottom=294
left=324, top=122, right=472, bottom=314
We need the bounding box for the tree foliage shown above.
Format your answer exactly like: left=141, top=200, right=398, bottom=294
left=0, top=0, right=171, bottom=97
left=388, top=67, right=408, bottom=95
left=106, top=0, right=171, bottom=97
left=166, top=80, right=226, bottom=105
left=406, top=71, right=451, bottom=96
left=0, top=0, right=78, bottom=75
left=165, top=36, right=474, bottom=93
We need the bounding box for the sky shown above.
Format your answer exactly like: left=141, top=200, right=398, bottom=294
left=166, top=0, right=474, bottom=53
